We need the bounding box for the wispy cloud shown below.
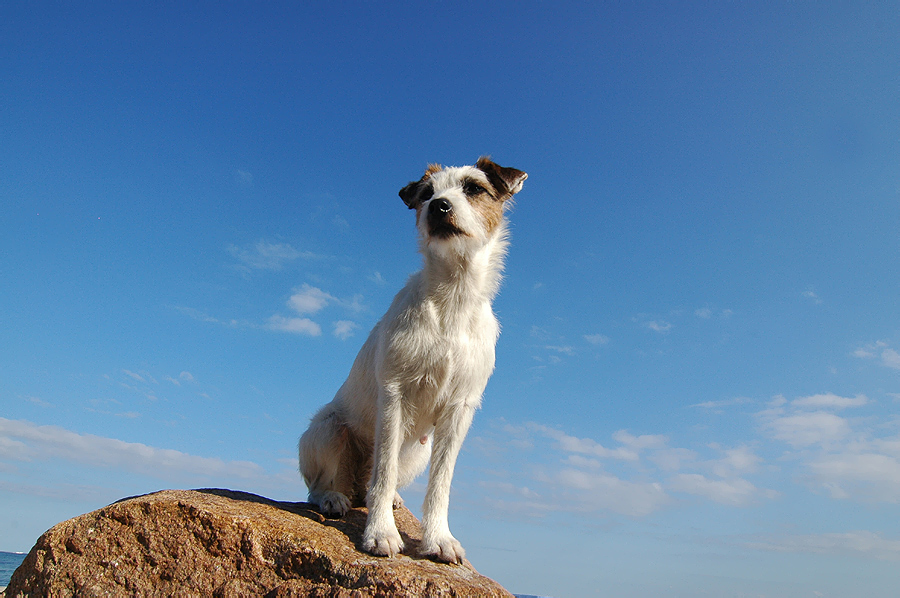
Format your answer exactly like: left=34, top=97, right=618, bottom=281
left=755, top=393, right=900, bottom=503
left=528, top=423, right=641, bottom=461
left=333, top=320, right=359, bottom=340
left=265, top=284, right=363, bottom=337
left=481, top=421, right=777, bottom=517
left=539, top=468, right=670, bottom=517
left=694, top=307, right=733, bottom=319
left=791, top=393, right=869, bottom=409
left=228, top=240, right=318, bottom=273
left=883, top=349, right=900, bottom=370
left=802, top=288, right=823, bottom=304
left=851, top=340, right=900, bottom=370
left=583, top=333, right=610, bottom=346
left=667, top=474, right=770, bottom=507
left=266, top=315, right=322, bottom=336
left=287, top=284, right=364, bottom=316
left=746, top=531, right=900, bottom=562
left=234, top=169, right=253, bottom=187
left=808, top=452, right=900, bottom=502
left=0, top=418, right=265, bottom=481
left=645, top=320, right=672, bottom=333
left=690, top=397, right=754, bottom=410
left=761, top=409, right=850, bottom=447
left=171, top=306, right=252, bottom=329
left=288, top=284, right=334, bottom=314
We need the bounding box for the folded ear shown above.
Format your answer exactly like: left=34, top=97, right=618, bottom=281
left=399, top=163, right=441, bottom=209
left=476, top=156, right=528, bottom=197
left=399, top=180, right=422, bottom=209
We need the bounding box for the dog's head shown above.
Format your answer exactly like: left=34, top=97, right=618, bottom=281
left=399, top=157, right=527, bottom=257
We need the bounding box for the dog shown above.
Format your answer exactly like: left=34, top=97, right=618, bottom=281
left=298, top=157, right=526, bottom=563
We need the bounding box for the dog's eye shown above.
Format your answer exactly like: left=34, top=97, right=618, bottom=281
left=463, top=181, right=486, bottom=196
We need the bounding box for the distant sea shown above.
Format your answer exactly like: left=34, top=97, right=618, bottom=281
left=0, top=552, right=27, bottom=588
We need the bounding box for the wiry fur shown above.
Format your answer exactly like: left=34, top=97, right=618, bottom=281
left=298, top=157, right=526, bottom=563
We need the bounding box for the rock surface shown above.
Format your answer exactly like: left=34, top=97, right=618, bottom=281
left=6, top=489, right=512, bottom=597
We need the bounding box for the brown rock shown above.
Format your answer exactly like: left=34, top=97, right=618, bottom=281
left=6, top=489, right=513, bottom=597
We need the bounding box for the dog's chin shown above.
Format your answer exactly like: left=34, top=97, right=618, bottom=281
left=428, top=221, right=466, bottom=239
left=423, top=229, right=486, bottom=262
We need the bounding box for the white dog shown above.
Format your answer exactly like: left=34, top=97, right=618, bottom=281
left=298, top=157, right=526, bottom=563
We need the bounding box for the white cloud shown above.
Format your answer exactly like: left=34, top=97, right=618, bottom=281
left=545, top=345, right=575, bottom=355
left=266, top=315, right=322, bottom=336
left=0, top=418, right=264, bottom=481
left=762, top=410, right=850, bottom=447
left=546, top=468, right=670, bottom=517
left=583, top=334, right=610, bottom=346
left=179, top=371, right=196, bottom=384
left=852, top=341, right=900, bottom=371
left=645, top=320, right=672, bottom=333
left=756, top=390, right=900, bottom=503
left=286, top=284, right=364, bottom=316
left=288, top=284, right=334, bottom=314
left=695, top=307, right=713, bottom=319
left=667, top=473, right=766, bottom=506
left=711, top=445, right=762, bottom=477
left=803, top=289, right=823, bottom=304
left=484, top=421, right=784, bottom=518
left=333, top=320, right=359, bottom=340
left=746, top=531, right=900, bottom=562
left=229, top=240, right=314, bottom=272
left=882, top=348, right=900, bottom=370
left=648, top=447, right=697, bottom=472
left=612, top=430, right=668, bottom=451
left=529, top=424, right=639, bottom=461
left=690, top=397, right=753, bottom=410
left=122, top=370, right=146, bottom=383
left=791, top=393, right=869, bottom=410
left=808, top=452, right=900, bottom=503
left=332, top=214, right=350, bottom=230
left=235, top=169, right=253, bottom=187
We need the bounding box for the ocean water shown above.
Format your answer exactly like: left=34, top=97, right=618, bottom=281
left=0, top=551, right=27, bottom=588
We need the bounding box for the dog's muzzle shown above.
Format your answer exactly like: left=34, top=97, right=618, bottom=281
left=427, top=197, right=463, bottom=238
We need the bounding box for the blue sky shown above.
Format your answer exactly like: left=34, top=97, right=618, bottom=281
left=2, top=2, right=899, bottom=596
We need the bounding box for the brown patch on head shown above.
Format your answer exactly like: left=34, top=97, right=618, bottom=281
left=468, top=157, right=527, bottom=235
left=461, top=176, right=505, bottom=235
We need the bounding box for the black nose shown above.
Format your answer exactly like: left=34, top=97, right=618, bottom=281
left=429, top=198, right=452, bottom=215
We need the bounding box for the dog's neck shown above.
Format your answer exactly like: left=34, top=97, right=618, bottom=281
left=419, top=224, right=509, bottom=310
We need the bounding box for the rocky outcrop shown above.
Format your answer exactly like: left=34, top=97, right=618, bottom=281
left=6, top=489, right=512, bottom=597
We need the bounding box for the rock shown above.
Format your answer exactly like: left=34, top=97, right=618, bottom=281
left=6, top=489, right=513, bottom=597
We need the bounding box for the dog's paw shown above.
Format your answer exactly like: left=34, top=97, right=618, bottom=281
left=420, top=534, right=465, bottom=564
left=362, top=525, right=404, bottom=557
left=392, top=491, right=404, bottom=510
left=319, top=491, right=351, bottom=517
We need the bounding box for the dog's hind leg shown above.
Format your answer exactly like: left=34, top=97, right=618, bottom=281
left=298, top=406, right=356, bottom=517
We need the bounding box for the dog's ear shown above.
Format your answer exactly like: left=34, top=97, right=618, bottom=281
left=399, top=163, right=441, bottom=209
left=476, top=156, right=528, bottom=197
left=399, top=180, right=423, bottom=209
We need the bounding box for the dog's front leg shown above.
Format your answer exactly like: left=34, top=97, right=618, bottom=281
left=420, top=401, right=476, bottom=563
left=362, top=384, right=405, bottom=557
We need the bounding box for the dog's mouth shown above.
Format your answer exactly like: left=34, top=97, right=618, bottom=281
left=428, top=218, right=466, bottom=239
